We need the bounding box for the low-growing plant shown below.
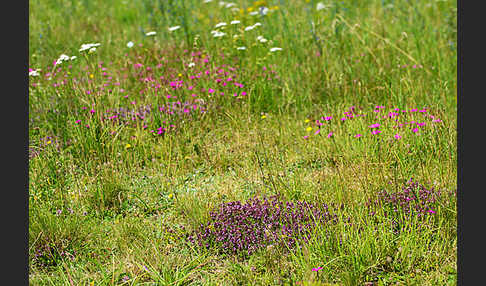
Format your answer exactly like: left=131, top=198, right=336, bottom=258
left=188, top=195, right=338, bottom=258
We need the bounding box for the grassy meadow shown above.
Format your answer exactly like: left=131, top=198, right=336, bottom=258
left=28, top=0, right=457, bottom=285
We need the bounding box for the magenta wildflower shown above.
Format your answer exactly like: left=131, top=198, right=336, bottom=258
left=327, top=132, right=333, bottom=138
left=208, top=88, right=215, bottom=93
left=371, top=129, right=381, bottom=135
left=369, top=123, right=380, bottom=128
left=354, top=133, right=362, bottom=138
left=412, top=128, right=419, bottom=133
left=303, top=135, right=309, bottom=139
left=312, top=267, right=323, bottom=272
left=314, top=129, right=321, bottom=135
left=394, top=134, right=402, bottom=140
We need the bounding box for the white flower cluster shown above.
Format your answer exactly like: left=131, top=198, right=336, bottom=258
left=257, top=35, right=268, bottom=43
left=316, top=2, right=330, bottom=11
left=29, top=69, right=41, bottom=77
left=168, top=26, right=181, bottom=32
left=79, top=43, right=101, bottom=53
left=211, top=30, right=226, bottom=38
left=55, top=54, right=77, bottom=65
left=214, top=22, right=227, bottom=28
left=244, top=22, right=262, bottom=31
left=269, top=47, right=282, bottom=52
left=218, top=1, right=235, bottom=8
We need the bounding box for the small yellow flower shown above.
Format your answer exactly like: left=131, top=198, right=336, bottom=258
left=90, top=281, right=94, bottom=286
left=168, top=193, right=174, bottom=199
left=271, top=6, right=279, bottom=10
left=261, top=115, right=267, bottom=119
left=178, top=73, right=182, bottom=77
left=46, top=140, right=52, bottom=144
left=247, top=7, right=254, bottom=12
left=125, top=143, right=132, bottom=149
left=254, top=0, right=267, bottom=6
left=306, top=126, right=313, bottom=132
left=89, top=74, right=94, bottom=79
left=304, top=119, right=310, bottom=123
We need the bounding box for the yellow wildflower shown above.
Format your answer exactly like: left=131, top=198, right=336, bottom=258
left=261, top=115, right=267, bottom=119
left=306, top=126, right=313, bottom=132
left=125, top=143, right=132, bottom=149
left=89, top=74, right=94, bottom=79
left=305, top=119, right=310, bottom=123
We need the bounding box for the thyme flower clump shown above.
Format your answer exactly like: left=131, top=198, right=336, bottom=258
left=365, top=179, right=450, bottom=234
left=188, top=195, right=338, bottom=257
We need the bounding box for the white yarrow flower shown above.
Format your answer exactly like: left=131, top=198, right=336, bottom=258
left=316, top=2, right=328, bottom=10
left=244, top=22, right=262, bottom=31
left=188, top=62, right=195, bottom=67
left=58, top=54, right=70, bottom=61
left=249, top=11, right=258, bottom=16
left=230, top=20, right=240, bottom=25
left=203, top=0, right=212, bottom=3
left=269, top=47, right=282, bottom=52
left=79, top=43, right=101, bottom=52
left=168, top=26, right=181, bottom=32
left=215, top=22, right=227, bottom=28
left=145, top=31, right=157, bottom=36
left=260, top=7, right=269, bottom=15
left=70, top=56, right=77, bottom=60
left=29, top=69, right=41, bottom=77
left=212, top=31, right=226, bottom=38
left=225, top=2, right=236, bottom=8
left=236, top=46, right=246, bottom=50
left=55, top=54, right=72, bottom=65
left=88, top=47, right=97, bottom=53
left=257, top=35, right=268, bottom=43
left=127, top=41, right=134, bottom=48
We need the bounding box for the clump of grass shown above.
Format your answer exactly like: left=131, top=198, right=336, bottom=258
left=29, top=207, right=91, bottom=270
left=188, top=195, right=338, bottom=257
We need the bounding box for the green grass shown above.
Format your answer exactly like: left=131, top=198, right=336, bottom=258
left=29, top=0, right=456, bottom=285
